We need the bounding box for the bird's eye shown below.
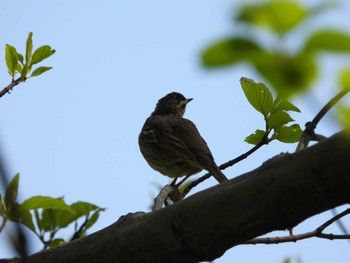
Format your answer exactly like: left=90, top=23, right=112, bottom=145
left=178, top=101, right=186, bottom=109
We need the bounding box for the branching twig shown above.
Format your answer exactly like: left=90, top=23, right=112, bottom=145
left=182, top=133, right=269, bottom=197
left=0, top=78, right=22, bottom=98
left=296, top=88, right=350, bottom=151
left=244, top=209, right=350, bottom=245
left=331, top=208, right=350, bottom=244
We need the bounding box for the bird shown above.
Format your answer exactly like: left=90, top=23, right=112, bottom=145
left=138, top=92, right=228, bottom=187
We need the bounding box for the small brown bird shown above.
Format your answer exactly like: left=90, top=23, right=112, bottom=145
left=138, top=92, right=228, bottom=186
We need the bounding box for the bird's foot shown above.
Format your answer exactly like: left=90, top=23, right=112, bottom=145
left=168, top=185, right=183, bottom=202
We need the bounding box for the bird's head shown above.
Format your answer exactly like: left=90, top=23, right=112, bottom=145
left=152, top=92, right=193, bottom=117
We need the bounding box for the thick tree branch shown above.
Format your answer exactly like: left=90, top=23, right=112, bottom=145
left=12, top=131, right=350, bottom=263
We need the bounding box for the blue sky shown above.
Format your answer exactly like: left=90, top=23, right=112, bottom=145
left=1, top=0, right=349, bottom=262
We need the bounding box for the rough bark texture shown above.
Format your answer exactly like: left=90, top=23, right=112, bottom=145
left=16, top=131, right=350, bottom=263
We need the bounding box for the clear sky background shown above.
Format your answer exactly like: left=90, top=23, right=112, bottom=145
left=0, top=0, right=349, bottom=262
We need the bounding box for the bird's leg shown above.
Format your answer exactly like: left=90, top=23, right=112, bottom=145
left=168, top=176, right=192, bottom=202
left=170, top=177, right=178, bottom=186
left=167, top=177, right=182, bottom=202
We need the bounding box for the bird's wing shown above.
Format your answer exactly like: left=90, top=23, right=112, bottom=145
left=178, top=118, right=228, bottom=183
left=177, top=118, right=214, bottom=159
left=141, top=115, right=198, bottom=162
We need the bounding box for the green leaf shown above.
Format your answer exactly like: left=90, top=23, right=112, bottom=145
left=6, top=202, right=21, bottom=221
left=16, top=63, right=23, bottom=74
left=304, top=30, right=350, bottom=53
left=336, top=105, right=350, bottom=129
left=21, top=63, right=29, bottom=81
left=339, top=68, right=350, bottom=91
left=241, top=77, right=273, bottom=117
left=202, top=38, right=263, bottom=67
left=274, top=124, right=302, bottom=143
left=267, top=111, right=294, bottom=130
left=0, top=195, right=5, bottom=216
left=20, top=196, right=75, bottom=214
left=30, top=66, right=53, bottom=77
left=4, top=174, right=20, bottom=212
left=31, top=45, right=55, bottom=65
left=70, top=202, right=101, bottom=218
left=34, top=209, right=42, bottom=232
left=17, top=52, right=24, bottom=65
left=245, top=129, right=266, bottom=145
left=84, top=210, right=101, bottom=231
left=254, top=53, right=317, bottom=97
left=42, top=207, right=79, bottom=230
left=25, top=32, right=33, bottom=64
left=40, top=207, right=77, bottom=231
left=16, top=51, right=24, bottom=76
left=5, top=44, right=19, bottom=78
left=273, top=100, right=301, bottom=113
left=41, top=208, right=64, bottom=231
left=237, top=1, right=308, bottom=35
left=47, top=238, right=65, bottom=248
left=18, top=209, right=36, bottom=232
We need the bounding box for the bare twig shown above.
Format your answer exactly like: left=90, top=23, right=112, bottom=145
left=331, top=208, right=350, bottom=244
left=0, top=78, right=22, bottom=98
left=182, top=133, right=270, bottom=197
left=296, top=88, right=349, bottom=151
left=152, top=185, right=177, bottom=211
left=244, top=209, right=350, bottom=245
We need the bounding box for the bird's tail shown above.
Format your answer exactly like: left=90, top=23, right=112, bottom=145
left=210, top=165, right=228, bottom=183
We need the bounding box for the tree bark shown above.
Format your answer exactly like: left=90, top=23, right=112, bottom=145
left=16, top=131, right=350, bottom=263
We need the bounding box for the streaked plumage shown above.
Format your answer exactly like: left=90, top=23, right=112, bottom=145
left=139, top=92, right=228, bottom=185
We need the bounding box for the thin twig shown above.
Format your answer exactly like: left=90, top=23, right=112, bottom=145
left=331, top=208, right=350, bottom=244
left=312, top=89, right=350, bottom=126
left=182, top=133, right=269, bottom=197
left=0, top=78, right=22, bottom=98
left=296, top=88, right=350, bottom=151
left=243, top=209, right=350, bottom=245
left=70, top=217, right=88, bottom=241
left=316, top=209, right=350, bottom=232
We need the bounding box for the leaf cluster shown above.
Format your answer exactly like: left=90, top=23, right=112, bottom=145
left=5, top=32, right=55, bottom=81
left=201, top=0, right=350, bottom=97
left=0, top=174, right=104, bottom=249
left=241, top=77, right=302, bottom=145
